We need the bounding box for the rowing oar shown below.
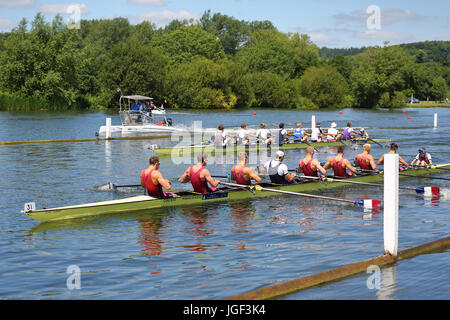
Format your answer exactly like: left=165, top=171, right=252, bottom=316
left=298, top=175, right=440, bottom=196
left=218, top=181, right=381, bottom=209
left=301, top=139, right=320, bottom=153
left=98, top=182, right=143, bottom=190
left=355, top=131, right=385, bottom=148
left=412, top=165, right=450, bottom=171
left=358, top=168, right=450, bottom=182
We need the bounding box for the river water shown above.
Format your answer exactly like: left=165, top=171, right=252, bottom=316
left=0, top=107, right=448, bottom=300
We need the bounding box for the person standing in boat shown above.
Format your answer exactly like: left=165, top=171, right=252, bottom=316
left=377, top=143, right=409, bottom=168
left=323, top=146, right=357, bottom=177
left=298, top=146, right=327, bottom=177
left=179, top=153, right=221, bottom=194
left=289, top=122, right=309, bottom=143
left=278, top=123, right=289, bottom=146
left=141, top=156, right=178, bottom=198
left=256, top=123, right=273, bottom=145
left=354, top=144, right=377, bottom=171
left=411, top=148, right=432, bottom=166
left=260, top=151, right=297, bottom=184
left=214, top=124, right=231, bottom=149
left=231, top=152, right=262, bottom=185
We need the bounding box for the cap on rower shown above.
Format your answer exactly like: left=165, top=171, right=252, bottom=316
left=275, top=151, right=285, bottom=159
left=360, top=128, right=365, bottom=131
left=418, top=148, right=425, bottom=153
left=331, top=122, right=337, bottom=128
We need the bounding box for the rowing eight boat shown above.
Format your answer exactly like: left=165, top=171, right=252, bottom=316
left=22, top=163, right=449, bottom=222
left=153, top=139, right=392, bottom=156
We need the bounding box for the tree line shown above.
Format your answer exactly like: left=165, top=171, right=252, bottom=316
left=0, top=11, right=448, bottom=111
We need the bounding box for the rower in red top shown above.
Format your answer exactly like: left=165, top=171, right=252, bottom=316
left=141, top=156, right=178, bottom=198
left=377, top=143, right=409, bottom=168
left=179, top=153, right=220, bottom=193
left=354, top=144, right=377, bottom=171
left=231, top=152, right=262, bottom=185
left=298, top=146, right=326, bottom=177
left=323, top=146, right=357, bottom=177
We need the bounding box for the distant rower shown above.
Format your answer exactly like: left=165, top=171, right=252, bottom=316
left=290, top=122, right=308, bottom=143
left=337, top=122, right=361, bottom=141
left=231, top=152, right=262, bottom=185
left=141, top=156, right=178, bottom=198
left=278, top=123, right=289, bottom=146
left=326, top=122, right=338, bottom=141
left=237, top=123, right=255, bottom=146
left=179, top=153, right=220, bottom=193
left=324, top=146, right=357, bottom=177
left=310, top=123, right=324, bottom=142
left=298, top=146, right=327, bottom=177
left=256, top=123, right=273, bottom=145
left=354, top=144, right=377, bottom=170
left=411, top=148, right=432, bottom=166
left=377, top=143, right=409, bottom=167
left=214, top=124, right=231, bottom=148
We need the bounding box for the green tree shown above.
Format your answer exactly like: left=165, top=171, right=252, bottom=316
left=100, top=38, right=168, bottom=106
left=430, top=77, right=447, bottom=101
left=350, top=46, right=411, bottom=108
left=152, top=25, right=225, bottom=66
left=235, top=30, right=319, bottom=79
left=298, top=66, right=347, bottom=108
left=165, top=57, right=237, bottom=109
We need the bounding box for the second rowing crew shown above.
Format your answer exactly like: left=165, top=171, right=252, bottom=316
left=140, top=143, right=431, bottom=199
left=215, top=121, right=369, bottom=147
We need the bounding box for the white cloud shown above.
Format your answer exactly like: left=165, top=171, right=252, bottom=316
left=39, top=3, right=89, bottom=16
left=334, top=7, right=423, bottom=27
left=0, top=0, right=34, bottom=7
left=309, top=32, right=329, bottom=43
left=135, top=10, right=198, bottom=27
left=0, top=18, right=17, bottom=31
left=128, top=0, right=166, bottom=6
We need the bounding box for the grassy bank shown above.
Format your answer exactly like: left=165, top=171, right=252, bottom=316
left=409, top=101, right=450, bottom=108
left=0, top=92, right=99, bottom=112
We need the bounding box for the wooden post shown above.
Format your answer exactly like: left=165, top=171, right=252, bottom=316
left=384, top=154, right=399, bottom=257
left=434, top=113, right=438, bottom=128
left=105, top=118, right=112, bottom=140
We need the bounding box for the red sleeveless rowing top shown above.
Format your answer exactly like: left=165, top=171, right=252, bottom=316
left=332, top=157, right=348, bottom=177
left=189, top=166, right=217, bottom=194
left=356, top=153, right=371, bottom=170
left=141, top=169, right=171, bottom=198
left=300, top=158, right=318, bottom=177
left=232, top=165, right=251, bottom=185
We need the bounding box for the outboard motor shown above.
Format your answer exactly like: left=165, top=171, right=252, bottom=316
left=166, top=118, right=173, bottom=126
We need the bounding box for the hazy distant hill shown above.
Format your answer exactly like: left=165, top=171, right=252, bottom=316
left=319, top=41, right=450, bottom=66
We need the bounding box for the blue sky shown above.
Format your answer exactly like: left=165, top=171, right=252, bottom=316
left=0, top=0, right=448, bottom=48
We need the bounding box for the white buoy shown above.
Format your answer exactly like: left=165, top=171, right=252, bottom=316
left=311, top=115, right=316, bottom=131
left=106, top=118, right=112, bottom=140
left=384, top=154, right=399, bottom=257
left=434, top=113, right=438, bottom=128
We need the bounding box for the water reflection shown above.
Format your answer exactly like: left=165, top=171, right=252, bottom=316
left=229, top=201, right=257, bottom=234
left=180, top=207, right=216, bottom=252
left=138, top=216, right=164, bottom=257
left=377, top=265, right=397, bottom=300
